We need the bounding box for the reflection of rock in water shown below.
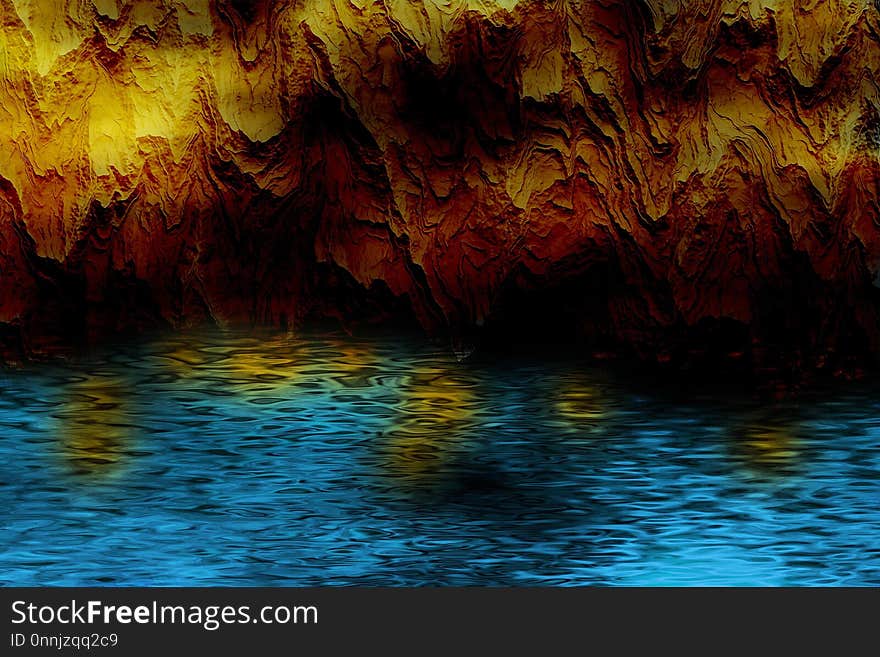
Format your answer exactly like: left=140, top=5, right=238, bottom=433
left=158, top=330, right=300, bottom=392
left=326, top=343, right=378, bottom=389
left=555, top=376, right=609, bottom=433
left=210, top=337, right=300, bottom=393
left=382, top=365, right=478, bottom=489
left=57, top=376, right=132, bottom=477
left=732, top=413, right=802, bottom=475
left=156, top=330, right=377, bottom=394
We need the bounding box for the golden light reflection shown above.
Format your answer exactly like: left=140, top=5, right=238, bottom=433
left=324, top=343, right=379, bottom=388
left=210, top=338, right=300, bottom=393
left=382, top=365, right=477, bottom=485
left=554, top=375, right=610, bottom=435
left=56, top=375, right=132, bottom=477
left=159, top=330, right=302, bottom=394
left=732, top=414, right=802, bottom=474
left=157, top=330, right=379, bottom=396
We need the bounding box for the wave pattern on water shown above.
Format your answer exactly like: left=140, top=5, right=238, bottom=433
left=0, top=329, right=879, bottom=586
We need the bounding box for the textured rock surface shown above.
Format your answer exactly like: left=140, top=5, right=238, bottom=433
left=1, top=0, right=879, bottom=371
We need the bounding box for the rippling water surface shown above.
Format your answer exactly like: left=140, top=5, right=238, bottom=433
left=1, top=329, right=878, bottom=585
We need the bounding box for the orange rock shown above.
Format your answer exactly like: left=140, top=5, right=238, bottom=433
left=0, top=1, right=878, bottom=371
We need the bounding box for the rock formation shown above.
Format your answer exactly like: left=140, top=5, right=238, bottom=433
left=1, top=0, right=879, bottom=373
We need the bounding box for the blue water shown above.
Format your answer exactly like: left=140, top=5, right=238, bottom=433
left=1, top=329, right=878, bottom=586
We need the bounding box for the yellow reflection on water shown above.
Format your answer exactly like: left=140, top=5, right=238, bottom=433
left=733, top=414, right=802, bottom=474
left=555, top=375, right=610, bottom=434
left=324, top=343, right=379, bottom=388
left=159, top=330, right=303, bottom=394
left=383, top=365, right=477, bottom=484
left=56, top=375, right=132, bottom=477
left=162, top=342, right=207, bottom=371
left=212, top=339, right=298, bottom=392
left=158, top=330, right=379, bottom=395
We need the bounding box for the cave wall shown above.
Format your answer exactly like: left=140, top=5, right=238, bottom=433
left=1, top=0, right=879, bottom=368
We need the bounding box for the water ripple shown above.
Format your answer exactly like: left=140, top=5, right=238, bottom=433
left=0, top=328, right=879, bottom=585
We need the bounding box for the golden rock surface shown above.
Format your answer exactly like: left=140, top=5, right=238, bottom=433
left=0, top=1, right=878, bottom=368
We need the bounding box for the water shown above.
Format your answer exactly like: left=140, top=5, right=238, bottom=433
left=1, top=329, right=878, bottom=586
